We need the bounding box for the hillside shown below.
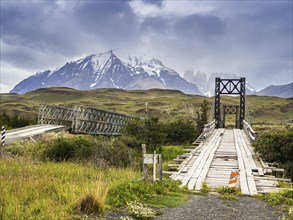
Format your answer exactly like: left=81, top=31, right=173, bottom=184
left=256, top=82, right=293, bottom=98
left=1, top=87, right=292, bottom=127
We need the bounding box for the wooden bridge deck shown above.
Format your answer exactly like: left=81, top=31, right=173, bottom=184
left=170, top=129, right=286, bottom=195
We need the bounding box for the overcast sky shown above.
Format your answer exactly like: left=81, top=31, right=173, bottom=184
left=0, top=0, right=292, bottom=93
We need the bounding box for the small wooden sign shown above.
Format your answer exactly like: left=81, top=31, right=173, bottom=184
left=143, top=154, right=159, bottom=164
left=142, top=144, right=162, bottom=181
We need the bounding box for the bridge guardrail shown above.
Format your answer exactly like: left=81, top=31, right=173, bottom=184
left=202, top=119, right=216, bottom=140
left=243, top=120, right=257, bottom=142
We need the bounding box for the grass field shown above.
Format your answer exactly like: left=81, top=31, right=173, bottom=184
left=1, top=87, right=292, bottom=128
left=0, top=157, right=189, bottom=219
left=0, top=158, right=139, bottom=219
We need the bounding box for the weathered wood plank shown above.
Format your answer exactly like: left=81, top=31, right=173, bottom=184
left=234, top=129, right=250, bottom=195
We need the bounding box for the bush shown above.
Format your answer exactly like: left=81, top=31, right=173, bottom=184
left=123, top=117, right=166, bottom=152
left=6, top=134, right=140, bottom=168
left=0, top=113, right=36, bottom=129
left=107, top=180, right=183, bottom=207
left=164, top=120, right=199, bottom=145
left=253, top=130, right=293, bottom=180
left=123, top=117, right=200, bottom=152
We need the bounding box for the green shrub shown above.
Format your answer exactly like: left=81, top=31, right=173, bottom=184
left=6, top=134, right=140, bottom=168
left=216, top=186, right=240, bottom=195
left=123, top=117, right=166, bottom=152
left=164, top=120, right=199, bottom=145
left=107, top=180, right=183, bottom=207
left=262, top=190, right=293, bottom=206
left=46, top=138, right=76, bottom=161
left=253, top=130, right=293, bottom=180
left=123, top=117, right=200, bottom=152
left=200, top=182, right=210, bottom=195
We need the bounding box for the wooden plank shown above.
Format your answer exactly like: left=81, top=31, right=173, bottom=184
left=239, top=130, right=258, bottom=171
left=235, top=129, right=258, bottom=196
left=181, top=129, right=221, bottom=188
left=234, top=129, right=250, bottom=195
left=194, top=129, right=224, bottom=190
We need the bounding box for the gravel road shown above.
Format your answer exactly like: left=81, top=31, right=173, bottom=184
left=155, top=194, right=283, bottom=220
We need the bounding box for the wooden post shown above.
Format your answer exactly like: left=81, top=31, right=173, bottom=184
left=142, top=144, right=148, bottom=180
left=159, top=154, right=163, bottom=181
left=153, top=151, right=156, bottom=182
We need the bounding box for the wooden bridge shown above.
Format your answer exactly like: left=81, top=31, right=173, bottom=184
left=167, top=78, right=289, bottom=195
left=168, top=120, right=286, bottom=195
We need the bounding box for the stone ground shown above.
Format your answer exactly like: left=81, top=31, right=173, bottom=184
left=105, top=194, right=285, bottom=220
left=155, top=194, right=284, bottom=220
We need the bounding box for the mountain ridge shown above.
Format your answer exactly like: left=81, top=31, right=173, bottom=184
left=256, top=82, right=293, bottom=98
left=10, top=50, right=201, bottom=95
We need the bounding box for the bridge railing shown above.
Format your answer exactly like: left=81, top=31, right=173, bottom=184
left=202, top=119, right=216, bottom=140
left=243, top=120, right=257, bottom=142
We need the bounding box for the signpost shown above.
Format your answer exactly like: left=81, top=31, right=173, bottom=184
left=142, top=144, right=162, bottom=181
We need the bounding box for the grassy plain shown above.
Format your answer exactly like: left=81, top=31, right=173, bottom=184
left=1, top=87, right=292, bottom=128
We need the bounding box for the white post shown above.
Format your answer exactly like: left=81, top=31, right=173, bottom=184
left=1, top=126, right=5, bottom=146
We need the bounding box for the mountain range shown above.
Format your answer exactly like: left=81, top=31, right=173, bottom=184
left=10, top=50, right=292, bottom=98
left=10, top=50, right=201, bottom=95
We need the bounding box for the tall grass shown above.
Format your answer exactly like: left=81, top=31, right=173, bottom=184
left=0, top=159, right=139, bottom=219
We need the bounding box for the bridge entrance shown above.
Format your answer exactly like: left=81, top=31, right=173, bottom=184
left=214, top=78, right=245, bottom=129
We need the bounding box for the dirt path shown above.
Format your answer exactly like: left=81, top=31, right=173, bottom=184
left=155, top=194, right=283, bottom=220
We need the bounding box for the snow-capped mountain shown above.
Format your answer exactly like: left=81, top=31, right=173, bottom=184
left=11, top=50, right=201, bottom=95
left=184, top=71, right=256, bottom=96
left=256, top=82, right=293, bottom=98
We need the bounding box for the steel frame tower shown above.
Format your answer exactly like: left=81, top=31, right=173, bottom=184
left=214, top=77, right=245, bottom=129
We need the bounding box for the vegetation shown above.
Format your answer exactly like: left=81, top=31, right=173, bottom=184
left=261, top=190, right=293, bottom=220
left=0, top=158, right=139, bottom=219
left=0, top=112, right=36, bottom=129
left=253, top=129, right=293, bottom=181
left=200, top=182, right=210, bottom=195
left=0, top=132, right=189, bottom=219
left=123, top=117, right=198, bottom=152
left=195, top=99, right=209, bottom=133
left=216, top=186, right=241, bottom=200
left=5, top=134, right=140, bottom=168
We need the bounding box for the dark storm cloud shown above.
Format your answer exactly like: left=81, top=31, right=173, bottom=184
left=73, top=1, right=140, bottom=44
left=1, top=1, right=77, bottom=53
left=173, top=14, right=225, bottom=40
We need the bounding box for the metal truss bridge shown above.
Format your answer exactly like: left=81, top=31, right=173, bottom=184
left=38, top=104, right=141, bottom=135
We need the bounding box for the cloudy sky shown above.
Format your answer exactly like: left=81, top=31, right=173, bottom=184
left=0, top=0, right=292, bottom=93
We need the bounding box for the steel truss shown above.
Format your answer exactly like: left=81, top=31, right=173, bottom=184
left=214, top=78, right=245, bottom=129
left=38, top=104, right=140, bottom=135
